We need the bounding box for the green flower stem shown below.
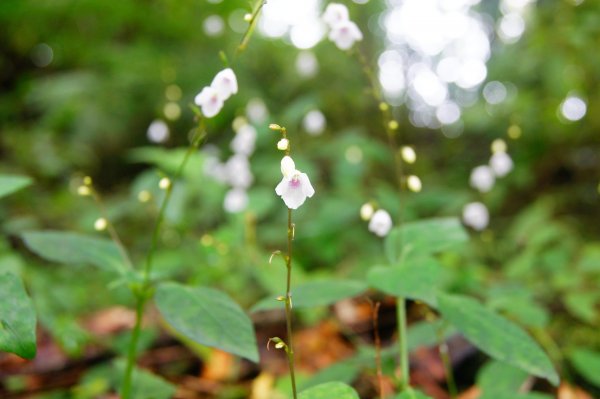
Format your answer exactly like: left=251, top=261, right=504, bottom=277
left=284, top=207, right=298, bottom=399
left=397, top=297, right=409, bottom=389
left=436, top=327, right=457, bottom=398
left=121, top=124, right=205, bottom=399
left=237, top=0, right=267, bottom=54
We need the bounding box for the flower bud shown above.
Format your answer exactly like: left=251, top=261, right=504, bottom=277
left=269, top=123, right=282, bottom=131
left=407, top=175, right=422, bottom=192
left=280, top=156, right=296, bottom=179
left=159, top=177, right=171, bottom=190
left=360, top=203, right=374, bottom=221
left=277, top=138, right=289, bottom=151
left=94, top=218, right=107, bottom=231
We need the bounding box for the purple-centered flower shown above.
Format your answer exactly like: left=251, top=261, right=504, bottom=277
left=275, top=157, right=315, bottom=210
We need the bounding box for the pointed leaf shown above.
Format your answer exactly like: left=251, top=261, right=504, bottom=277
left=251, top=279, right=367, bottom=312
left=21, top=231, right=125, bottom=274
left=111, top=359, right=176, bottom=399
left=0, top=273, right=37, bottom=359
left=438, top=293, right=559, bottom=386
left=367, top=257, right=442, bottom=307
left=155, top=283, right=259, bottom=362
left=385, top=218, right=468, bottom=263
left=299, top=382, right=359, bottom=399
left=569, top=348, right=600, bottom=387
left=477, top=360, right=528, bottom=395
left=0, top=175, right=32, bottom=199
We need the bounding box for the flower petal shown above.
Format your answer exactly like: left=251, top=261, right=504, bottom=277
left=211, top=68, right=238, bottom=101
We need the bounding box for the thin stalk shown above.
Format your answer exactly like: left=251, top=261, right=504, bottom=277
left=121, top=126, right=205, bottom=398
left=284, top=208, right=298, bottom=399
left=437, top=334, right=457, bottom=398
left=237, top=0, right=267, bottom=54
left=397, top=297, right=409, bottom=389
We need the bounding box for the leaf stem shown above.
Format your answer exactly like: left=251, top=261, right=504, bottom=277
left=397, top=297, right=409, bottom=390
left=436, top=327, right=457, bottom=398
left=284, top=207, right=298, bottom=399
left=121, top=295, right=145, bottom=399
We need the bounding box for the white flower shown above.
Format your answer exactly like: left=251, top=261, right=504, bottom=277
left=469, top=165, right=495, bottom=193
left=224, top=188, right=249, bottom=213
left=230, top=124, right=257, bottom=156
left=275, top=169, right=315, bottom=210
left=194, top=86, right=224, bottom=118
left=303, top=109, right=326, bottom=136
left=368, top=209, right=392, bottom=237
left=211, top=68, right=238, bottom=101
left=323, top=3, right=350, bottom=28
left=489, top=151, right=513, bottom=177
left=360, top=203, right=374, bottom=221
left=280, top=156, right=296, bottom=179
left=147, top=119, right=169, bottom=143
left=328, top=20, right=363, bottom=50
left=226, top=154, right=253, bottom=189
left=462, top=202, right=489, bottom=231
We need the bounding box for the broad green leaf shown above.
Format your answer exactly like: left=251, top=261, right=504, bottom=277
left=0, top=273, right=37, bottom=359
left=395, top=388, right=434, bottom=398
left=385, top=218, right=468, bottom=263
left=301, top=359, right=361, bottom=390
left=21, top=231, right=125, bottom=274
left=569, top=348, right=600, bottom=387
left=111, top=359, right=176, bottom=399
left=155, top=283, right=259, bottom=362
left=477, top=360, right=528, bottom=395
left=407, top=320, right=456, bottom=352
left=251, top=279, right=367, bottom=312
left=437, top=293, right=559, bottom=386
left=0, top=175, right=32, bottom=199
left=299, top=382, right=359, bottom=399
left=563, top=292, right=598, bottom=324
left=367, top=257, right=443, bottom=307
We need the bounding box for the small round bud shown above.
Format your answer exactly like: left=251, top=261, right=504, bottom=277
left=379, top=102, right=389, bottom=112
left=400, top=146, right=416, bottom=164
left=83, top=176, right=92, bottom=186
left=407, top=175, right=422, bottom=192
left=491, top=139, right=507, bottom=153
left=243, top=13, right=252, bottom=22
left=275, top=342, right=285, bottom=349
left=360, top=203, right=374, bottom=221
left=269, top=123, right=282, bottom=131
left=137, top=190, right=151, bottom=203
left=277, top=138, right=289, bottom=151
left=159, top=177, right=171, bottom=190
left=94, top=218, right=107, bottom=231
left=508, top=124, right=522, bottom=139
left=388, top=120, right=399, bottom=130
left=77, top=186, right=91, bottom=196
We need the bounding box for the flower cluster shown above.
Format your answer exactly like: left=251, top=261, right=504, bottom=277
left=464, top=139, right=514, bottom=230
left=361, top=203, right=393, bottom=237
left=322, top=3, right=363, bottom=51
left=203, top=116, right=258, bottom=213
left=194, top=68, right=238, bottom=118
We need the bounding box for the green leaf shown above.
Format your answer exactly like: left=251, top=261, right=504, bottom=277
left=385, top=218, right=468, bottom=263
left=563, top=292, right=598, bottom=324
left=367, top=257, right=442, bottom=307
left=112, top=359, right=176, bottom=399
left=155, top=283, right=259, bottom=362
left=437, top=293, right=559, bottom=386
left=301, top=359, right=361, bottom=390
left=251, top=279, right=368, bottom=312
left=21, top=231, right=125, bottom=274
left=395, top=388, right=434, bottom=398
left=569, top=348, right=600, bottom=387
left=299, top=382, right=359, bottom=399
left=477, top=360, right=528, bottom=395
left=0, top=175, right=32, bottom=199
left=0, top=273, right=37, bottom=359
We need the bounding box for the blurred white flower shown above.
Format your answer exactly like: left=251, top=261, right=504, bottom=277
left=226, top=154, right=253, bottom=188
left=489, top=151, right=513, bottom=177
left=194, top=86, right=223, bottom=118
left=360, top=203, right=374, bottom=221
left=296, top=51, right=319, bottom=78
left=303, top=109, right=326, bottom=135
left=323, top=3, right=349, bottom=28
left=230, top=124, right=257, bottom=156
left=275, top=169, right=315, bottom=209
left=462, top=202, right=489, bottom=231
left=246, top=98, right=269, bottom=124
left=280, top=156, right=296, bottom=179
left=368, top=209, right=392, bottom=237
left=328, top=19, right=363, bottom=50
left=147, top=119, right=169, bottom=143
left=211, top=68, right=238, bottom=101
left=224, top=188, right=249, bottom=213
left=469, top=165, right=495, bottom=193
